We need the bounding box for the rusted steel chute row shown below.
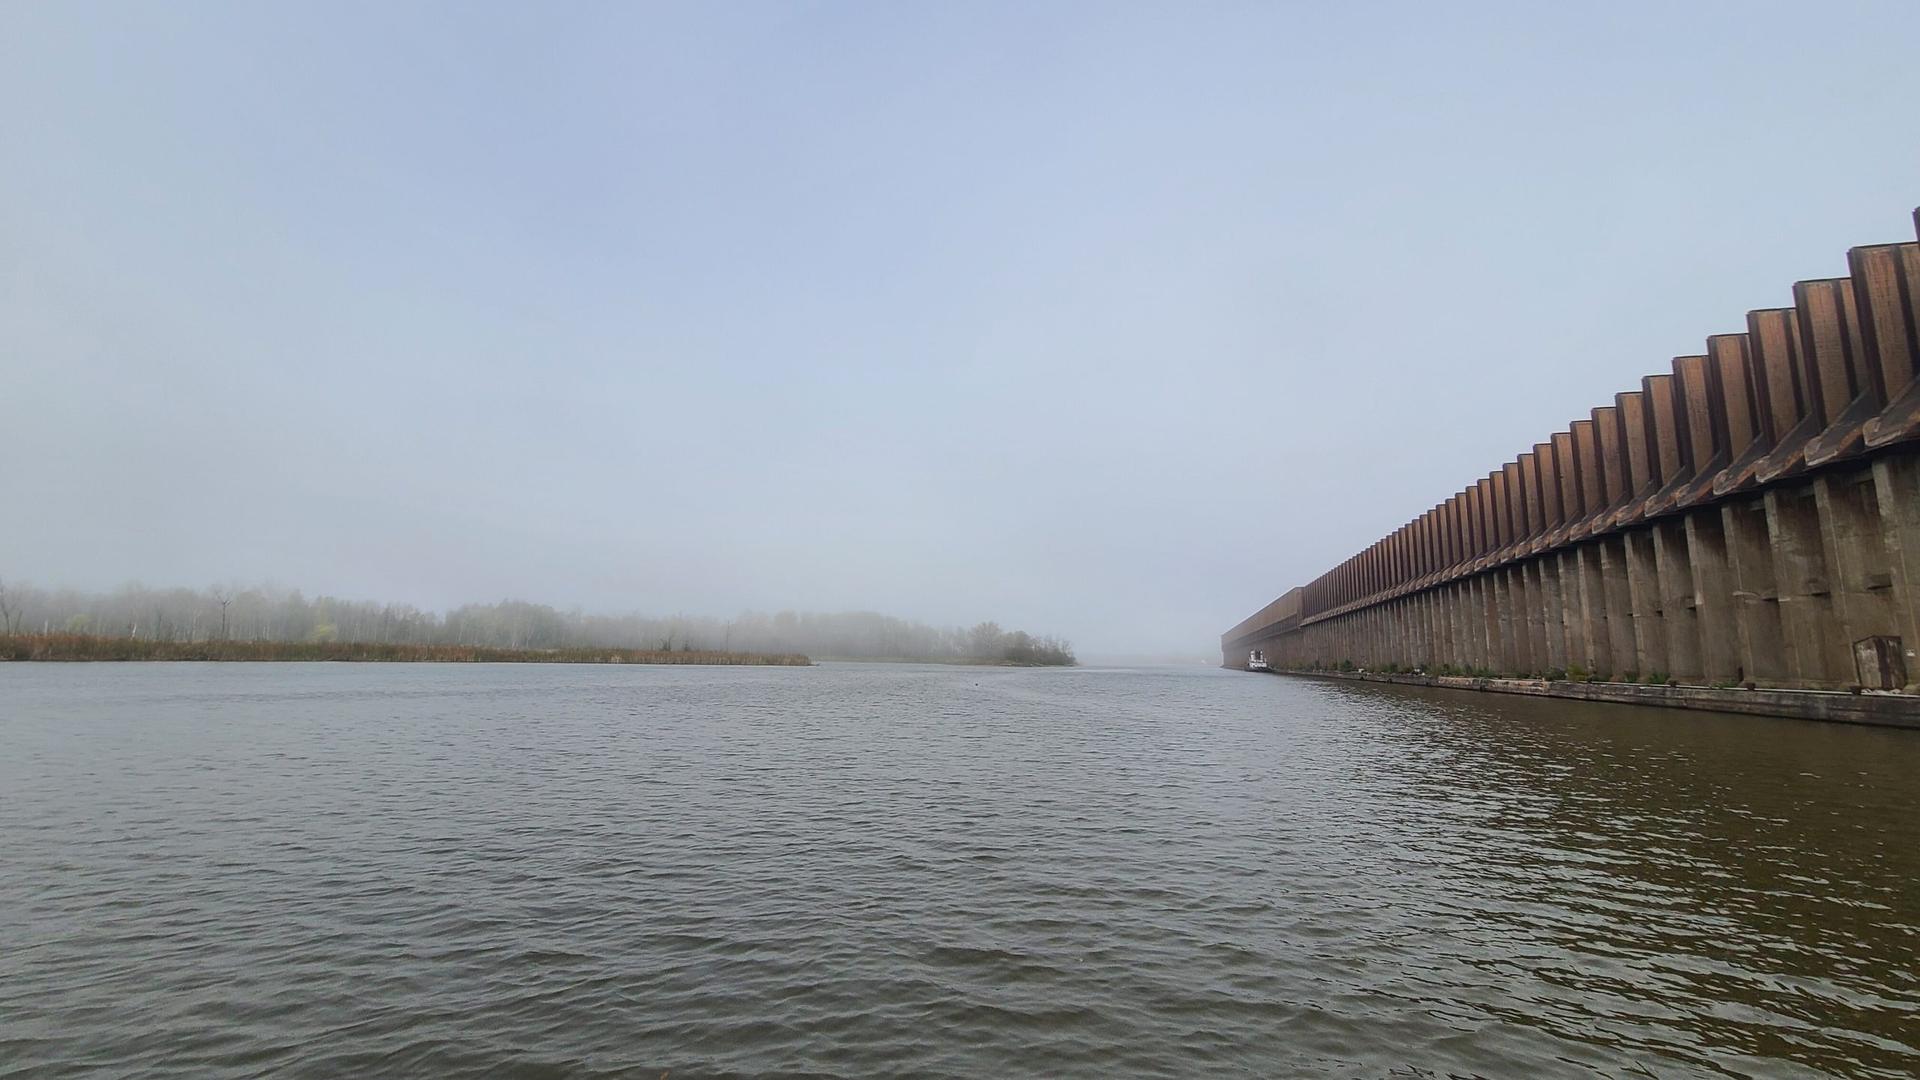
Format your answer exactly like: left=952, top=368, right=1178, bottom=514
left=1224, top=210, right=1920, bottom=692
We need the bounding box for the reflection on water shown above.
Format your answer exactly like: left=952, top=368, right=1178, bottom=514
left=2, top=663, right=1915, bottom=1078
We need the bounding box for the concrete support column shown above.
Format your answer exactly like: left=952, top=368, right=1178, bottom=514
left=1624, top=529, right=1667, bottom=679
left=1408, top=595, right=1423, bottom=666
left=1652, top=520, right=1702, bottom=682
left=1539, top=557, right=1568, bottom=672
left=1492, top=569, right=1518, bottom=674
left=1480, top=574, right=1501, bottom=674
left=1511, top=565, right=1532, bottom=673
left=1457, top=582, right=1474, bottom=669
left=1815, top=469, right=1904, bottom=688
left=1407, top=597, right=1420, bottom=666
left=1416, top=591, right=1431, bottom=667
left=1455, top=580, right=1475, bottom=670
left=1870, top=451, right=1920, bottom=689
left=1521, top=561, right=1548, bottom=674
left=1404, top=595, right=1419, bottom=668
left=1765, top=485, right=1851, bottom=687
left=1405, top=596, right=1422, bottom=666
left=1575, top=544, right=1612, bottom=677
left=1390, top=602, right=1402, bottom=665
left=1557, top=550, right=1590, bottom=672
left=1722, top=498, right=1788, bottom=686
left=1684, top=510, right=1741, bottom=685
left=1598, top=536, right=1635, bottom=681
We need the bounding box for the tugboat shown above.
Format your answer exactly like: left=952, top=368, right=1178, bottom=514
left=1248, top=649, right=1269, bottom=672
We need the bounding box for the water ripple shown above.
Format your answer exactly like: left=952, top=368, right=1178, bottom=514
left=2, top=662, right=1917, bottom=1078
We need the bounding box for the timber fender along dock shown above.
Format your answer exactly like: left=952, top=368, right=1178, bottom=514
left=1224, top=208, right=1920, bottom=727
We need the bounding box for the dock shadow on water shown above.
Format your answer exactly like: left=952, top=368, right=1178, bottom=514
left=3, top=663, right=1916, bottom=1078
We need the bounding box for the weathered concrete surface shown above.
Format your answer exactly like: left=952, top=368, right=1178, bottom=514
left=1263, top=668, right=1920, bottom=730
left=1225, top=210, right=1920, bottom=714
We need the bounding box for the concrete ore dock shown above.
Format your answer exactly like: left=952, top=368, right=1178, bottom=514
left=1224, top=209, right=1920, bottom=729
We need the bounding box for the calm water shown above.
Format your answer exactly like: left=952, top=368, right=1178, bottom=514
left=2, top=663, right=1917, bottom=1079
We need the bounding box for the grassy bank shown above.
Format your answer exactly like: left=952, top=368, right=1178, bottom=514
left=0, top=633, right=810, bottom=666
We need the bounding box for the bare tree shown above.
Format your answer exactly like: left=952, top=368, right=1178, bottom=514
left=211, top=586, right=233, bottom=641
left=0, top=577, right=16, bottom=636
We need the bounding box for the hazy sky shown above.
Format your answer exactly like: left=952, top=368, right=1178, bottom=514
left=4, top=2, right=1918, bottom=655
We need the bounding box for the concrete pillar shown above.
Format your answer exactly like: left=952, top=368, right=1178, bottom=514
left=1474, top=576, right=1489, bottom=668
left=1448, top=582, right=1469, bottom=668
left=1516, top=563, right=1536, bottom=673
left=1624, top=528, right=1666, bottom=679
left=1461, top=578, right=1482, bottom=670
left=1430, top=589, right=1445, bottom=668
left=1440, top=585, right=1458, bottom=669
left=1449, top=582, right=1468, bottom=669
left=1406, top=595, right=1420, bottom=665
left=1529, top=561, right=1554, bottom=673
left=1557, top=550, right=1589, bottom=672
left=1652, top=519, right=1702, bottom=682
left=1412, top=592, right=1428, bottom=668
left=1814, top=468, right=1904, bottom=686
left=1488, top=571, right=1510, bottom=673
left=1536, top=549, right=1566, bottom=668
left=1397, top=602, right=1409, bottom=667
left=1683, top=509, right=1741, bottom=684
left=1479, top=574, right=1501, bottom=674
left=1409, top=594, right=1424, bottom=668
left=1598, top=535, right=1636, bottom=680
left=1764, top=484, right=1850, bottom=687
left=1575, top=543, right=1612, bottom=677
left=1497, top=567, right=1523, bottom=674
left=1722, top=498, right=1788, bottom=686
left=1870, top=451, right=1920, bottom=689
left=1384, top=600, right=1398, bottom=664
left=1401, top=596, right=1417, bottom=665
left=1405, top=595, right=1418, bottom=665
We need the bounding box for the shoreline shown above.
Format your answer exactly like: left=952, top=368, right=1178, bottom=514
left=0, top=634, right=810, bottom=666
left=814, top=655, right=1076, bottom=667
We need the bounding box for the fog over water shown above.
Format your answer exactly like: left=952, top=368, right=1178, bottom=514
left=4, top=4, right=1919, bottom=653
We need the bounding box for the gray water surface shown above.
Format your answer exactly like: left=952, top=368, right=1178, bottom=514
left=2, top=663, right=1916, bottom=1078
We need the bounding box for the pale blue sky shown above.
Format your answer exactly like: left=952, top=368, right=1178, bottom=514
left=4, top=2, right=1918, bottom=655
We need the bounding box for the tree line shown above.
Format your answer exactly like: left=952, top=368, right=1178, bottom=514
left=0, top=578, right=1075, bottom=666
